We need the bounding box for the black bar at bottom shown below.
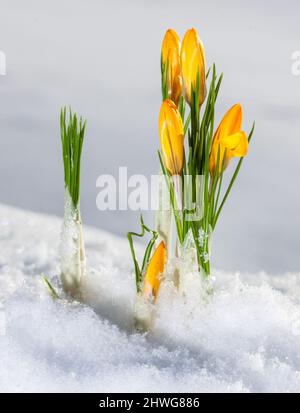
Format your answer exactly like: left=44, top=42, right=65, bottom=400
left=0, top=393, right=298, bottom=409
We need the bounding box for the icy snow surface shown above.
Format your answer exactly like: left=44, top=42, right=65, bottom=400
left=0, top=203, right=300, bottom=393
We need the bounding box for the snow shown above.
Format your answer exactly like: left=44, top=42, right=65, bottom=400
left=0, top=203, right=300, bottom=392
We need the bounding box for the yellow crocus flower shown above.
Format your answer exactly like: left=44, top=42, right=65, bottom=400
left=209, top=103, right=248, bottom=176
left=181, top=28, right=206, bottom=107
left=143, top=241, right=166, bottom=301
left=159, top=99, right=184, bottom=176
left=161, top=29, right=182, bottom=105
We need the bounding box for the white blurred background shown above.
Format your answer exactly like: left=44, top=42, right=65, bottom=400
left=0, top=0, right=299, bottom=273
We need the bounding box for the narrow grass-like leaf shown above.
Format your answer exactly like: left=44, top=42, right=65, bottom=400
left=42, top=274, right=60, bottom=300
left=158, top=150, right=183, bottom=244
left=127, top=215, right=158, bottom=292
left=60, top=107, right=87, bottom=208
left=213, top=122, right=255, bottom=228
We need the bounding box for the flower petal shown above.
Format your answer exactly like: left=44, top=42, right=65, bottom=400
left=220, top=131, right=248, bottom=157
left=210, top=104, right=246, bottom=175
left=159, top=99, right=184, bottom=175
left=181, top=28, right=206, bottom=106
left=161, top=29, right=182, bottom=105
left=214, top=103, right=243, bottom=142
left=143, top=241, right=166, bottom=301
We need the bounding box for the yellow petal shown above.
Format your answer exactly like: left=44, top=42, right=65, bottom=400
left=161, top=29, right=182, bottom=105
left=143, top=241, right=166, bottom=301
left=181, top=28, right=206, bottom=106
left=159, top=99, right=184, bottom=175
left=220, top=131, right=248, bottom=157
left=213, top=103, right=243, bottom=143
left=210, top=104, right=247, bottom=175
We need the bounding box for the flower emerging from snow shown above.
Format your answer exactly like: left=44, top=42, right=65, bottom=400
left=143, top=241, right=166, bottom=301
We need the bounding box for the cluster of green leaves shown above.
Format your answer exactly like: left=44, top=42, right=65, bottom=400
left=127, top=216, right=158, bottom=293
left=189, top=65, right=222, bottom=274
left=159, top=65, right=255, bottom=276
left=129, top=55, right=254, bottom=282
left=60, top=107, right=86, bottom=208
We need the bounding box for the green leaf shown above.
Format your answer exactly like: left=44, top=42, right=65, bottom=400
left=42, top=274, right=60, bottom=300
left=127, top=215, right=158, bottom=293
left=213, top=122, right=255, bottom=229
left=158, top=150, right=183, bottom=244
left=60, top=107, right=87, bottom=208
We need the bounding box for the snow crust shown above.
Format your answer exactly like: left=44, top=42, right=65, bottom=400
left=0, top=203, right=300, bottom=392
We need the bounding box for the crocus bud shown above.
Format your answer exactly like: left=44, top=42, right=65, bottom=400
left=209, top=103, right=248, bottom=176
left=159, top=99, right=184, bottom=175
left=143, top=241, right=166, bottom=301
left=181, top=28, right=206, bottom=107
left=161, top=29, right=182, bottom=105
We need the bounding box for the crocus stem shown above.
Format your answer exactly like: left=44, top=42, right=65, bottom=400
left=172, top=174, right=182, bottom=212
left=60, top=190, right=86, bottom=299
left=158, top=150, right=183, bottom=244
left=155, top=171, right=172, bottom=258
left=213, top=122, right=255, bottom=229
